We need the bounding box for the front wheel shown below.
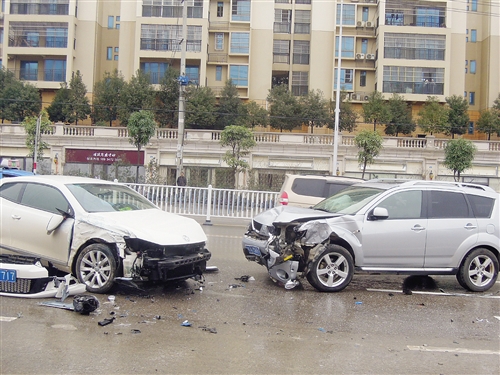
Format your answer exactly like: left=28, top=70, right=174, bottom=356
left=456, top=248, right=499, bottom=292
left=75, top=244, right=117, bottom=293
left=306, top=244, right=354, bottom=292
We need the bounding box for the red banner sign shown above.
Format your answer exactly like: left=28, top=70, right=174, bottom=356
left=65, top=149, right=144, bottom=165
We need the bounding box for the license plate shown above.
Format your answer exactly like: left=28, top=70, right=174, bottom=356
left=246, top=246, right=261, bottom=256
left=0, top=269, right=17, bottom=283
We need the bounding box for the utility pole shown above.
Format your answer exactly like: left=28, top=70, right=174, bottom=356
left=176, top=0, right=188, bottom=181
left=33, top=114, right=41, bottom=174
left=333, top=0, right=343, bottom=176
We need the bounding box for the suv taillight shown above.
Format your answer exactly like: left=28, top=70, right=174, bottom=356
left=280, top=191, right=289, bottom=205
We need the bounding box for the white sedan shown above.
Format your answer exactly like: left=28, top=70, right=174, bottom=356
left=0, top=175, right=211, bottom=293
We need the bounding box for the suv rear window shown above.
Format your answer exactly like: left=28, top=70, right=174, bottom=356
left=467, top=194, right=495, bottom=218
left=291, top=178, right=326, bottom=198
left=428, top=191, right=472, bottom=218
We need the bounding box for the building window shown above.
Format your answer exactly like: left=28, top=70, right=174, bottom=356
left=215, top=33, right=224, bottom=50
left=471, top=29, right=477, bottom=42
left=107, top=47, right=112, bottom=60
left=44, top=59, right=66, bottom=81
left=108, top=16, right=114, bottom=29
left=274, top=9, right=291, bottom=33
left=142, top=0, right=202, bottom=18
left=362, top=7, right=369, bottom=22
left=335, top=36, right=355, bottom=58
left=360, top=70, right=367, bottom=87
left=140, top=24, right=202, bottom=52
left=229, top=65, right=248, bottom=86
left=230, top=32, right=249, bottom=54
left=232, top=0, right=250, bottom=22
left=469, top=92, right=475, bottom=105
left=273, top=40, right=290, bottom=64
left=291, top=71, right=308, bottom=96
left=20, top=61, right=38, bottom=81
left=26, top=32, right=40, bottom=47
left=114, top=55, right=119, bottom=61
left=471, top=0, right=477, bottom=11
left=293, top=40, right=309, bottom=65
left=336, top=4, right=355, bottom=26
left=217, top=1, right=223, bottom=17
left=46, top=28, right=68, bottom=48
left=186, top=66, right=200, bottom=85
left=114, top=47, right=119, bottom=53
left=216, top=66, right=222, bottom=81
left=294, top=10, right=310, bottom=34
left=470, top=60, right=476, bottom=74
left=468, top=121, right=474, bottom=134
left=141, top=62, right=168, bottom=84
left=361, top=38, right=368, bottom=54
left=334, top=68, right=353, bottom=91
left=383, top=66, right=444, bottom=95
left=384, top=33, right=445, bottom=60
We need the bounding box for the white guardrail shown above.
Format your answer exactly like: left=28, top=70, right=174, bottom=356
left=126, top=183, right=280, bottom=223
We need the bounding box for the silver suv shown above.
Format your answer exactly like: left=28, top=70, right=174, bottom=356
left=243, top=179, right=499, bottom=292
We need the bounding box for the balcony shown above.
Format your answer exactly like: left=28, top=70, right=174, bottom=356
left=385, top=0, right=446, bottom=28
left=208, top=53, right=228, bottom=64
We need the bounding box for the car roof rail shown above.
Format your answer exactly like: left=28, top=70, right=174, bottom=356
left=366, top=179, right=496, bottom=192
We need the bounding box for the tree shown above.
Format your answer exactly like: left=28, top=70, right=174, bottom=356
left=0, top=69, right=17, bottom=123
left=127, top=110, right=157, bottom=183
left=476, top=109, right=500, bottom=140
left=184, top=86, right=217, bottom=129
left=445, top=95, right=469, bottom=138
left=299, top=89, right=329, bottom=130
left=46, top=83, right=71, bottom=122
left=362, top=91, right=389, bottom=131
left=22, top=109, right=52, bottom=162
left=2, top=81, right=41, bottom=122
left=443, top=138, right=476, bottom=181
left=155, top=68, right=179, bottom=128
left=220, top=125, right=256, bottom=188
left=118, top=70, right=154, bottom=126
left=267, top=84, right=302, bottom=132
left=417, top=96, right=449, bottom=135
left=354, top=130, right=383, bottom=179
left=239, top=101, right=268, bottom=128
left=67, top=71, right=91, bottom=124
left=215, top=79, right=242, bottom=129
left=327, top=92, right=358, bottom=133
left=92, top=70, right=126, bottom=126
left=384, top=93, right=415, bottom=136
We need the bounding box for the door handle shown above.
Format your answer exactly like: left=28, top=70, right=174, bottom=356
left=11, top=215, right=21, bottom=220
left=411, top=224, right=425, bottom=232
left=464, top=223, right=477, bottom=230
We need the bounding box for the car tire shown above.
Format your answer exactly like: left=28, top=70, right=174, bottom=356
left=76, top=244, right=117, bottom=294
left=306, top=244, right=354, bottom=292
left=456, top=248, right=499, bottom=292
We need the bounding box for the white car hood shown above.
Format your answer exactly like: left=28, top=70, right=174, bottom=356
left=80, top=209, right=207, bottom=245
left=253, top=205, right=340, bottom=226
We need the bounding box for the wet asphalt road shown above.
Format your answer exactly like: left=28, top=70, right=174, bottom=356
left=0, top=217, right=499, bottom=375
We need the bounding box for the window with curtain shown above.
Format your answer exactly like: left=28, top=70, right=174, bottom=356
left=336, top=4, right=355, bottom=26
left=273, top=40, right=290, bottom=64
left=293, top=41, right=309, bottom=65
left=44, top=59, right=66, bottom=81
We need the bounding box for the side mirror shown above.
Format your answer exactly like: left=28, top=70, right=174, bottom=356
left=370, top=207, right=389, bottom=220
left=46, top=215, right=65, bottom=234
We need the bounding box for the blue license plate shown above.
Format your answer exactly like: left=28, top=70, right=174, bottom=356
left=246, top=246, right=261, bottom=256
left=0, top=269, right=17, bottom=282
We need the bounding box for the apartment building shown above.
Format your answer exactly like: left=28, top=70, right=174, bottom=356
left=0, top=0, right=499, bottom=135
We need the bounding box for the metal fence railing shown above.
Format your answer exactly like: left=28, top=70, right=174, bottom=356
left=126, top=183, right=280, bottom=223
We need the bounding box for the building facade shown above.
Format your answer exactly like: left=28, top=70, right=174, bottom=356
left=0, top=0, right=499, bottom=132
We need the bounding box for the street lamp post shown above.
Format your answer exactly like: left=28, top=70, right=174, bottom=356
left=176, top=0, right=188, bottom=181
left=333, top=0, right=344, bottom=176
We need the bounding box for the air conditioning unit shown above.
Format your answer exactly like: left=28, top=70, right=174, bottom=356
left=350, top=0, right=359, bottom=3
left=355, top=53, right=365, bottom=60
left=366, top=21, right=373, bottom=27
left=356, top=21, right=365, bottom=27
left=351, top=94, right=359, bottom=101
left=364, top=95, right=370, bottom=101
left=366, top=53, right=375, bottom=60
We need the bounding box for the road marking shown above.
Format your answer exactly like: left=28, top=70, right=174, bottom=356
left=367, top=288, right=500, bottom=299
left=407, top=346, right=500, bottom=355
left=0, top=316, right=18, bottom=322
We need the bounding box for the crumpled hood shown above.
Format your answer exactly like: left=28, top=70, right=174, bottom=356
left=253, top=205, right=341, bottom=227
left=80, top=209, right=207, bottom=245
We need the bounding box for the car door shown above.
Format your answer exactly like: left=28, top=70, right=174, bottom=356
left=424, top=190, right=478, bottom=268
left=360, top=190, right=427, bottom=267
left=0, top=182, right=26, bottom=251
left=9, top=182, right=74, bottom=265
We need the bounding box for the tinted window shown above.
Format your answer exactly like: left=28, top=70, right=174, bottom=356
left=326, top=182, right=353, bottom=197
left=21, top=183, right=70, bottom=215
left=467, top=194, right=495, bottom=218
left=377, top=190, right=423, bottom=219
left=0, top=182, right=25, bottom=203
left=291, top=178, right=326, bottom=198
left=428, top=191, right=471, bottom=218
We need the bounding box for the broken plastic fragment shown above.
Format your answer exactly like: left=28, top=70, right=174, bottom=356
left=98, top=317, right=115, bottom=326
left=73, top=295, right=100, bottom=315
left=284, top=279, right=299, bottom=290
left=181, top=320, right=192, bottom=327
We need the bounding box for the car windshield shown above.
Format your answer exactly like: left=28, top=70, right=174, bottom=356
left=67, top=183, right=157, bottom=213
left=313, top=186, right=384, bottom=214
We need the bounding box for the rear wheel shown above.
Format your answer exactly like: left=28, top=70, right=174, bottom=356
left=76, top=244, right=117, bottom=294
left=457, top=248, right=498, bottom=292
left=306, top=244, right=354, bottom=292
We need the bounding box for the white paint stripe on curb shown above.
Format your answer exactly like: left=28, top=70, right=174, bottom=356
left=407, top=346, right=500, bottom=355
left=367, top=288, right=500, bottom=298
